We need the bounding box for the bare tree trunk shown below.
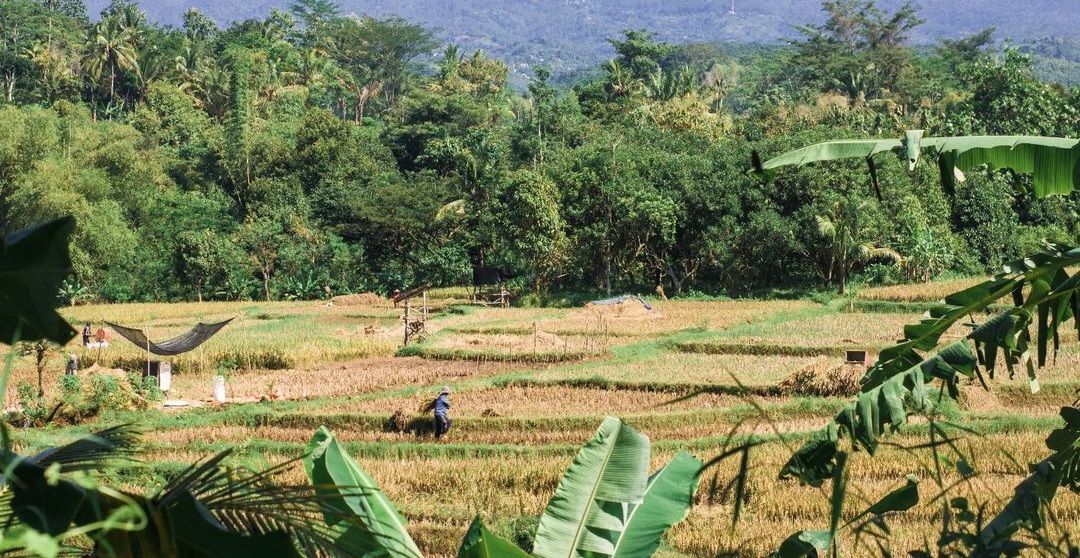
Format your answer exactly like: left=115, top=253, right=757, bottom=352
left=36, top=351, right=45, bottom=397
left=4, top=71, right=14, bottom=102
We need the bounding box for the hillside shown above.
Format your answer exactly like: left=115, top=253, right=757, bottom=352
left=93, top=0, right=1080, bottom=78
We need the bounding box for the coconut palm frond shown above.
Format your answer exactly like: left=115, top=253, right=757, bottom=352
left=815, top=215, right=837, bottom=239
left=190, top=456, right=394, bottom=557
left=154, top=449, right=235, bottom=505
left=861, top=245, right=903, bottom=263
left=435, top=199, right=466, bottom=221
left=28, top=424, right=142, bottom=472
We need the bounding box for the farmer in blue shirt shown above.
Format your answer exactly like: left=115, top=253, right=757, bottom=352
left=433, top=386, right=452, bottom=440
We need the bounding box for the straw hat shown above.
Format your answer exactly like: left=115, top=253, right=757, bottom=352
left=440, top=385, right=452, bottom=395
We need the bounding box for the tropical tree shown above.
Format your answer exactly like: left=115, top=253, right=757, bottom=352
left=812, top=196, right=899, bottom=293
left=789, top=0, right=924, bottom=101
left=82, top=17, right=139, bottom=106
left=16, top=339, right=58, bottom=397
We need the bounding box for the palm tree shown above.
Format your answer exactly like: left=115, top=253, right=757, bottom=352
left=605, top=59, right=642, bottom=100
left=814, top=197, right=900, bottom=293
left=81, top=18, right=139, bottom=106
left=25, top=42, right=74, bottom=103
left=702, top=61, right=739, bottom=111
left=644, top=65, right=696, bottom=101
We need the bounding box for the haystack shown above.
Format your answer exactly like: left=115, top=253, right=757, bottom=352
left=82, top=362, right=128, bottom=380
left=780, top=358, right=864, bottom=397
left=955, top=382, right=1001, bottom=412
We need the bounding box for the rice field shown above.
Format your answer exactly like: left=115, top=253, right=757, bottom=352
left=6, top=291, right=1080, bottom=557
left=855, top=277, right=988, bottom=302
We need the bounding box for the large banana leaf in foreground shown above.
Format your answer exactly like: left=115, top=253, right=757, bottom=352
left=534, top=417, right=701, bottom=558
left=753, top=132, right=1080, bottom=198
left=305, top=426, right=423, bottom=558
left=0, top=217, right=77, bottom=344
left=611, top=451, right=702, bottom=558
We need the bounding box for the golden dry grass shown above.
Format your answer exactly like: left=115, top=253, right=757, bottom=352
left=344, top=385, right=762, bottom=417
left=543, top=352, right=822, bottom=387
left=167, top=357, right=533, bottom=402
left=448, top=300, right=813, bottom=338
left=856, top=277, right=988, bottom=302
left=722, top=311, right=969, bottom=349
left=6, top=293, right=1080, bottom=557
left=119, top=430, right=1079, bottom=558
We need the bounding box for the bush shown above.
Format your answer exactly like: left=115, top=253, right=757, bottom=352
left=127, top=372, right=164, bottom=403
left=857, top=263, right=905, bottom=286
left=951, top=174, right=1021, bottom=271
left=60, top=374, right=82, bottom=403
left=16, top=382, right=51, bottom=426
left=89, top=375, right=129, bottom=412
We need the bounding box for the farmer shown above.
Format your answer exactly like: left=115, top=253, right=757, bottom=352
left=82, top=323, right=92, bottom=347
left=66, top=353, right=78, bottom=375
left=433, top=386, right=452, bottom=440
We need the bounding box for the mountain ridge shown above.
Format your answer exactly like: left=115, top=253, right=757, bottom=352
left=91, top=0, right=1080, bottom=77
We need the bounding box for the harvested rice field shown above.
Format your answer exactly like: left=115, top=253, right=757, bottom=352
left=5, top=291, right=1079, bottom=557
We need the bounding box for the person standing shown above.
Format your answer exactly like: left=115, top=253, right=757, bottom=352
left=82, top=323, right=92, bottom=347
left=433, top=386, right=452, bottom=440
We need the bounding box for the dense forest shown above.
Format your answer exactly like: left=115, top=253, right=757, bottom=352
left=1, top=0, right=1078, bottom=303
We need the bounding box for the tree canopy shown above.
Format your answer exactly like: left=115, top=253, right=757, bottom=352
left=0, top=0, right=1076, bottom=302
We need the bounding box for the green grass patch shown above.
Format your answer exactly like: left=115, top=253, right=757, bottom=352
left=670, top=341, right=857, bottom=357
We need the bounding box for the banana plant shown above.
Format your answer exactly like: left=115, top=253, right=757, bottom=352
left=533, top=417, right=702, bottom=558
left=304, top=426, right=424, bottom=558
left=757, top=134, right=1080, bottom=555
left=305, top=418, right=702, bottom=558
left=752, top=131, right=1080, bottom=199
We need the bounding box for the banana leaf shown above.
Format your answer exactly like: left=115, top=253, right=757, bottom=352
left=934, top=136, right=1080, bottom=197
left=533, top=416, right=650, bottom=558
left=0, top=217, right=77, bottom=344
left=304, top=427, right=422, bottom=558
left=611, top=451, right=701, bottom=558
left=456, top=517, right=531, bottom=558
left=753, top=132, right=1080, bottom=199
left=753, top=139, right=903, bottom=181
left=772, top=530, right=831, bottom=558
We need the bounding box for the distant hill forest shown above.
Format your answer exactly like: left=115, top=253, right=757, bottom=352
left=1, top=0, right=1078, bottom=303
left=86, top=0, right=1080, bottom=85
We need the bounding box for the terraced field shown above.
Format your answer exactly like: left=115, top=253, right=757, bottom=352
left=6, top=285, right=1079, bottom=557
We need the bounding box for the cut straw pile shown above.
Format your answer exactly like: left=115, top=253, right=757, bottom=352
left=779, top=358, right=863, bottom=397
